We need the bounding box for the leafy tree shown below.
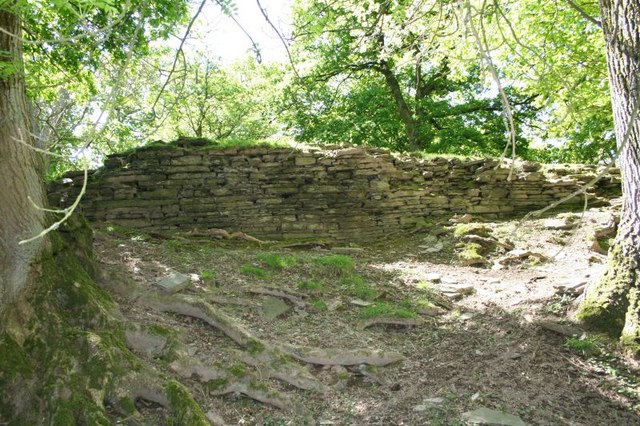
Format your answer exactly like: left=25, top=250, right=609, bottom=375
left=286, top=0, right=538, bottom=153
left=474, top=0, right=613, bottom=163
left=158, top=56, right=284, bottom=141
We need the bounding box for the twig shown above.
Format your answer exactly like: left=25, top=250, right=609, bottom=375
left=256, top=0, right=299, bottom=78
left=150, top=0, right=208, bottom=115
left=461, top=0, right=517, bottom=180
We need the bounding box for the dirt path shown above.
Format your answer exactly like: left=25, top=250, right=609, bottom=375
left=95, top=204, right=640, bottom=425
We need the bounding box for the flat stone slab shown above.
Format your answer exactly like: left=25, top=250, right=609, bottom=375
left=261, top=296, right=291, bottom=320
left=543, top=217, right=575, bottom=230
left=156, top=272, right=191, bottom=294
left=461, top=407, right=526, bottom=425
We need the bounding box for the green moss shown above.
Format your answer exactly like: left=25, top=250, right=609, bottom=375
left=565, top=336, right=600, bottom=356
left=311, top=299, right=328, bottom=311
left=0, top=335, right=32, bottom=381
left=257, top=253, right=298, bottom=270
left=577, top=242, right=632, bottom=337
left=165, top=380, right=209, bottom=426
left=246, top=338, right=266, bottom=354
left=313, top=255, right=355, bottom=277
left=335, top=371, right=349, bottom=380
left=200, top=269, right=216, bottom=281
left=359, top=302, right=416, bottom=319
left=298, top=279, right=324, bottom=292
left=249, top=381, right=270, bottom=391
left=0, top=215, right=145, bottom=424
left=240, top=264, right=270, bottom=280
left=340, top=274, right=379, bottom=300
left=208, top=377, right=230, bottom=391
left=458, top=243, right=486, bottom=262
left=453, top=223, right=492, bottom=238
left=228, top=364, right=248, bottom=377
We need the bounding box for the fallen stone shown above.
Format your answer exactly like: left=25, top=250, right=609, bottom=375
left=327, top=299, right=343, bottom=311
left=420, top=241, right=444, bottom=253
left=206, top=410, right=227, bottom=426
left=124, top=329, right=168, bottom=358
left=413, top=405, right=428, bottom=412
left=350, top=299, right=373, bottom=307
left=538, top=320, right=582, bottom=337
left=497, top=250, right=548, bottom=266
left=440, top=284, right=475, bottom=298
left=461, top=407, right=526, bottom=426
left=423, top=397, right=445, bottom=406
left=450, top=213, right=474, bottom=224
left=543, top=217, right=575, bottom=230
left=261, top=296, right=291, bottom=320
left=424, top=273, right=443, bottom=283
left=156, top=272, right=191, bottom=294
left=331, top=247, right=364, bottom=255
left=554, top=280, right=588, bottom=296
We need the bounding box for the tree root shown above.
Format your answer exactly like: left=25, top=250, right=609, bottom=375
left=245, top=286, right=307, bottom=308
left=358, top=317, right=425, bottom=330
left=278, top=343, right=404, bottom=366
left=147, top=293, right=404, bottom=367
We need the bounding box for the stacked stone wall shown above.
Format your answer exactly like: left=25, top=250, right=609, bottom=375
left=48, top=143, right=621, bottom=241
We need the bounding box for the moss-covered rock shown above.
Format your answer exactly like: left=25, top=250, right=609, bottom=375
left=0, top=214, right=207, bottom=423
left=577, top=241, right=633, bottom=337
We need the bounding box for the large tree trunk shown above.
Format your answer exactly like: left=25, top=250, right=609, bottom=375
left=377, top=60, right=421, bottom=150
left=577, top=0, right=640, bottom=353
left=0, top=9, right=47, bottom=311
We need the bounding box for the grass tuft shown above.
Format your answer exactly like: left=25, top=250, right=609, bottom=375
left=314, top=255, right=355, bottom=277
left=240, top=264, right=269, bottom=280
left=257, top=253, right=298, bottom=270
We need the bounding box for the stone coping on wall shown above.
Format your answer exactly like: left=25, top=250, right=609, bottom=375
left=48, top=141, right=621, bottom=242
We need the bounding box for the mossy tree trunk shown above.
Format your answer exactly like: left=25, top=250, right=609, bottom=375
left=577, top=0, right=640, bottom=353
left=0, top=7, right=209, bottom=424
left=0, top=8, right=47, bottom=310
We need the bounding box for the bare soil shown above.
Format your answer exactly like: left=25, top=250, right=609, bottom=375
left=95, top=203, right=640, bottom=426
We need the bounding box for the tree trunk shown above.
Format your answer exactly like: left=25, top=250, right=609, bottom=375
left=577, top=0, right=640, bottom=353
left=378, top=60, right=421, bottom=150
left=0, top=8, right=47, bottom=311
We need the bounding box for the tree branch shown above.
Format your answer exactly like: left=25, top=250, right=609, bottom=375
left=565, top=0, right=601, bottom=27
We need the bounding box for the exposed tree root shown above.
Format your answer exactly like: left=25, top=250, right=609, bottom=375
left=237, top=350, right=327, bottom=392
left=147, top=293, right=404, bottom=368
left=279, top=343, right=404, bottom=366
left=358, top=317, right=425, bottom=330
left=246, top=286, right=307, bottom=308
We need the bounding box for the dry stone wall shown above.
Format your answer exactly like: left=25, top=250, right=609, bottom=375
left=48, top=142, right=621, bottom=242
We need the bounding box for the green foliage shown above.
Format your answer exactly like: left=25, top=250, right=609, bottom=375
left=313, top=255, right=355, bottom=277
left=155, top=57, right=285, bottom=142
left=239, top=264, right=269, bottom=280
left=298, top=280, right=324, bottom=292
left=453, top=223, right=493, bottom=238
left=565, top=336, right=600, bottom=356
left=310, top=298, right=328, bottom=311
left=257, top=253, right=297, bottom=270
left=359, top=302, right=416, bottom=319
left=285, top=0, right=537, bottom=155
left=200, top=270, right=215, bottom=281
left=340, top=274, right=378, bottom=301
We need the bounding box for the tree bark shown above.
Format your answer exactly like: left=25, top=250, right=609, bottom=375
left=0, top=8, right=47, bottom=311
left=377, top=60, right=420, bottom=150
left=577, top=0, right=640, bottom=353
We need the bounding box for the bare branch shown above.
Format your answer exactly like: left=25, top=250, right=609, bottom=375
left=256, top=0, right=300, bottom=79
left=150, top=0, right=208, bottom=115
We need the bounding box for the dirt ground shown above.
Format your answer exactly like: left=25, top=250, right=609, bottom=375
left=95, top=202, right=640, bottom=426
